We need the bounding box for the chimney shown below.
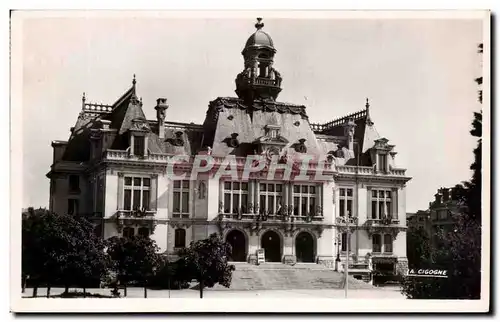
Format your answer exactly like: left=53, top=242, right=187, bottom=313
left=435, top=192, right=442, bottom=204
left=343, top=118, right=356, bottom=152
left=155, top=98, right=169, bottom=139
left=442, top=188, right=450, bottom=202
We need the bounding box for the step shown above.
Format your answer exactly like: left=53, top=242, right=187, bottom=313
left=199, top=262, right=375, bottom=291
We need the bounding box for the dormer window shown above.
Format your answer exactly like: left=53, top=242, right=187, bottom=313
left=377, top=154, right=388, bottom=172
left=265, top=124, right=280, bottom=139
left=133, top=135, right=145, bottom=157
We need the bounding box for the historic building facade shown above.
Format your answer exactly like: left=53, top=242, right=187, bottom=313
left=47, top=19, right=411, bottom=275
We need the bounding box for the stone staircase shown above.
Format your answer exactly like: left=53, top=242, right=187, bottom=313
left=204, top=262, right=375, bottom=291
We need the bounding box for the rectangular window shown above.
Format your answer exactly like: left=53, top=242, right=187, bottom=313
left=292, top=184, right=318, bottom=216
left=68, top=175, right=80, bottom=193
left=339, top=188, right=354, bottom=217
left=67, top=199, right=79, bottom=215
left=138, top=227, right=150, bottom=238
left=174, top=229, right=186, bottom=248
left=438, top=210, right=448, bottom=220
left=372, top=234, right=382, bottom=253
left=222, top=181, right=249, bottom=214
left=341, top=233, right=348, bottom=252
left=96, top=176, right=104, bottom=214
left=123, top=227, right=135, bottom=239
left=371, top=189, right=393, bottom=220
left=259, top=183, right=284, bottom=215
left=384, top=234, right=393, bottom=253
left=293, top=196, right=300, bottom=216
left=123, top=176, right=151, bottom=211
left=133, top=136, right=145, bottom=156
left=173, top=180, right=190, bottom=218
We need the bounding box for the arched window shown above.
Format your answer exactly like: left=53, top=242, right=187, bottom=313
left=372, top=234, right=382, bottom=253
left=123, top=227, right=135, bottom=239
left=383, top=234, right=393, bottom=253
left=174, top=228, right=186, bottom=248
left=138, top=227, right=150, bottom=238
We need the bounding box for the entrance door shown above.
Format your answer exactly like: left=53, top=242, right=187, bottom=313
left=261, top=230, right=282, bottom=262
left=226, top=230, right=247, bottom=262
left=295, top=232, right=315, bottom=263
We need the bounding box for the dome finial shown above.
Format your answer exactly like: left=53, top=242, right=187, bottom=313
left=132, top=74, right=136, bottom=86
left=255, top=17, right=264, bottom=30
left=365, top=97, right=370, bottom=109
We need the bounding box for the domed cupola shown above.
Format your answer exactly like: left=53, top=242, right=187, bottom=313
left=235, top=18, right=282, bottom=102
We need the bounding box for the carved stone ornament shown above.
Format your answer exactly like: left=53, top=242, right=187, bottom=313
left=265, top=146, right=280, bottom=161
left=218, top=201, right=224, bottom=213
left=315, top=226, right=325, bottom=239
left=131, top=119, right=150, bottom=132
left=169, top=222, right=192, bottom=229
left=248, top=222, right=264, bottom=236
left=227, top=133, right=240, bottom=148
left=294, top=138, right=307, bottom=153
left=172, top=131, right=185, bottom=147
left=334, top=145, right=345, bottom=158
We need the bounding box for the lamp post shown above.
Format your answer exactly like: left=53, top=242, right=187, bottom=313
left=334, top=234, right=341, bottom=272
left=336, top=215, right=358, bottom=299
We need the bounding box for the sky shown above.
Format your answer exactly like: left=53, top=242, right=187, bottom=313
left=18, top=13, right=483, bottom=212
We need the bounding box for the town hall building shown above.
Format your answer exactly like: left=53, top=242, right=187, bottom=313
left=47, top=18, right=411, bottom=278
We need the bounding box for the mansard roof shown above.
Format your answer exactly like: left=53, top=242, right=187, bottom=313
left=56, top=78, right=390, bottom=171
left=201, top=96, right=322, bottom=157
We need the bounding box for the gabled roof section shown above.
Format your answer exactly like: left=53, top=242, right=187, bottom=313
left=117, top=98, right=147, bottom=135
left=362, top=120, right=381, bottom=153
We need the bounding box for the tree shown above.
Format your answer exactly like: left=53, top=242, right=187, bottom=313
left=106, top=235, right=162, bottom=298
left=401, top=46, right=483, bottom=298
left=406, top=226, right=432, bottom=269
left=22, top=209, right=109, bottom=297
left=177, top=233, right=235, bottom=298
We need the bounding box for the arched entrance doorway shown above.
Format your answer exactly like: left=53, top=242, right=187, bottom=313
left=261, top=230, right=282, bottom=262
left=295, top=231, right=315, bottom=263
left=226, top=230, right=247, bottom=262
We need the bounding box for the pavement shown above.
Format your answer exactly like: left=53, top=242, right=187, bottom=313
left=22, top=286, right=406, bottom=299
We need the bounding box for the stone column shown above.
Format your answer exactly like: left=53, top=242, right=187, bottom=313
left=247, top=232, right=259, bottom=264
left=283, top=182, right=289, bottom=208
left=317, top=184, right=323, bottom=215
left=248, top=180, right=254, bottom=212
left=150, top=175, right=158, bottom=211
left=282, top=234, right=296, bottom=265
left=117, top=173, right=124, bottom=210
left=254, top=181, right=260, bottom=214
left=130, top=135, right=135, bottom=155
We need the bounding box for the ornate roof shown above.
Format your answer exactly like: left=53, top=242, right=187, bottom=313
left=244, top=30, right=274, bottom=49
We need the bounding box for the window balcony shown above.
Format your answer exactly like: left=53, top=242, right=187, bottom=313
left=365, top=218, right=400, bottom=226
left=116, top=209, right=156, bottom=219
left=218, top=204, right=324, bottom=222
left=104, top=149, right=169, bottom=163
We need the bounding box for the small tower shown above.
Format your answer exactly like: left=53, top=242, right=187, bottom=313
left=155, top=98, right=169, bottom=139
left=344, top=117, right=356, bottom=152
left=235, top=18, right=282, bottom=102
